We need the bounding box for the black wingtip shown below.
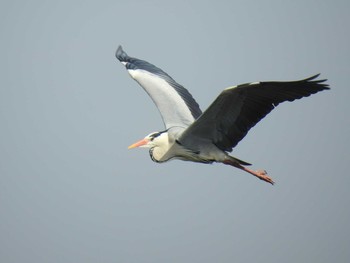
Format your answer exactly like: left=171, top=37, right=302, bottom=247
left=115, top=45, right=128, bottom=62
left=305, top=73, right=330, bottom=90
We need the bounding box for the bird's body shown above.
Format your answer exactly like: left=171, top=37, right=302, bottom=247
left=115, top=46, right=329, bottom=184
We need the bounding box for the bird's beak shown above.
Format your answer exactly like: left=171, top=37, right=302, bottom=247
left=128, top=138, right=149, bottom=149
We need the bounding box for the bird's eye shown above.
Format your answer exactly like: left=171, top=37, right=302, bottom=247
left=149, top=134, right=156, bottom=141
left=150, top=132, right=161, bottom=141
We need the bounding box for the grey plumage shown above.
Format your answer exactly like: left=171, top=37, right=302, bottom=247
left=179, top=74, right=329, bottom=152
left=115, top=46, right=329, bottom=185
left=116, top=46, right=202, bottom=125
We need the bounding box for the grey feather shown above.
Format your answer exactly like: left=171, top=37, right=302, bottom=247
left=179, top=74, right=329, bottom=152
left=116, top=46, right=202, bottom=123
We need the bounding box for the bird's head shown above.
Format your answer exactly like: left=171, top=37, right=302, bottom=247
left=128, top=131, right=170, bottom=163
left=128, top=131, right=169, bottom=149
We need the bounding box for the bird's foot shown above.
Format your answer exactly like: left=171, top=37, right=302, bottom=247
left=255, top=170, right=274, bottom=185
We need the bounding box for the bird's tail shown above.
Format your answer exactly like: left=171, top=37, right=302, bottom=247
left=227, top=155, right=251, bottom=166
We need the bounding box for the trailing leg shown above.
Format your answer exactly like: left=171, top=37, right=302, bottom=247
left=223, top=157, right=275, bottom=185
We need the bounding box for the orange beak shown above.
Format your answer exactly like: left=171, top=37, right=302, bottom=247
left=128, top=138, right=149, bottom=149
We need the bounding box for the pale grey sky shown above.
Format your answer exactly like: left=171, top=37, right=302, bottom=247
left=1, top=0, right=349, bottom=262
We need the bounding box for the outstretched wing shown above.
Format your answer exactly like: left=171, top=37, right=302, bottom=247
left=116, top=46, right=202, bottom=129
left=179, top=74, right=329, bottom=152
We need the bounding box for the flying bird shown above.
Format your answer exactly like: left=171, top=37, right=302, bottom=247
left=115, top=46, right=329, bottom=185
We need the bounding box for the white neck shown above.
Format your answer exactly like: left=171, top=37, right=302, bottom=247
left=149, top=132, right=171, bottom=162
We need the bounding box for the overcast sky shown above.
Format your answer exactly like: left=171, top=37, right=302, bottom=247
left=1, top=0, right=349, bottom=262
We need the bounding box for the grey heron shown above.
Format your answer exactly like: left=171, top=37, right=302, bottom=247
left=115, top=46, right=329, bottom=185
